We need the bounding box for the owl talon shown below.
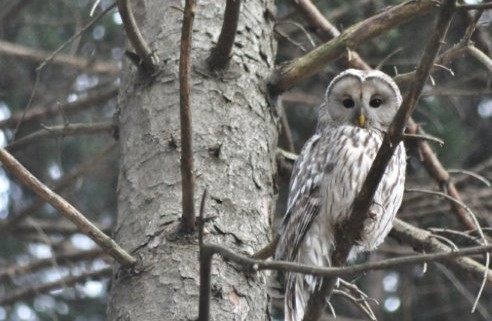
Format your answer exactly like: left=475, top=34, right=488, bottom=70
left=368, top=211, right=377, bottom=220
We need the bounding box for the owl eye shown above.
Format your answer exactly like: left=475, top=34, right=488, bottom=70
left=370, top=98, right=382, bottom=108
left=342, top=98, right=355, bottom=108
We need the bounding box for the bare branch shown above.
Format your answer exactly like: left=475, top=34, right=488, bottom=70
left=1, top=143, right=117, bottom=228
left=0, top=87, right=118, bottom=129
left=448, top=169, right=491, bottom=187
left=0, top=39, right=119, bottom=74
left=0, top=148, right=136, bottom=267
left=207, top=0, right=241, bottom=70
left=457, top=3, right=492, bottom=10
left=467, top=45, right=492, bottom=72
left=6, top=121, right=115, bottom=152
left=201, top=240, right=492, bottom=281
left=179, top=0, right=197, bottom=232
left=116, top=0, right=159, bottom=72
left=391, top=219, right=492, bottom=283
left=0, top=249, right=105, bottom=282
left=269, top=0, right=439, bottom=94
left=293, top=0, right=370, bottom=70
left=0, top=267, right=111, bottom=305
left=36, top=3, right=117, bottom=72
left=10, top=218, right=112, bottom=236
left=407, top=119, right=477, bottom=229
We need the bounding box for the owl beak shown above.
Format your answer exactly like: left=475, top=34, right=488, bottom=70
left=358, top=113, right=366, bottom=128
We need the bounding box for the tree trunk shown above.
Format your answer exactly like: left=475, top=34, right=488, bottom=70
left=107, top=0, right=277, bottom=320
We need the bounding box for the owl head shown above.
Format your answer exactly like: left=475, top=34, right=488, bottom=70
left=319, top=69, right=402, bottom=131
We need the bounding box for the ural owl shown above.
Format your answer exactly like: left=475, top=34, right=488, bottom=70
left=272, top=69, right=406, bottom=321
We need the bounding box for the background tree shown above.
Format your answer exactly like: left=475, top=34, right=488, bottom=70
left=0, top=1, right=491, bottom=321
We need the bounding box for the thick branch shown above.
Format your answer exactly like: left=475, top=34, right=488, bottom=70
left=0, top=148, right=136, bottom=267
left=207, top=0, right=241, bottom=70
left=179, top=0, right=197, bottom=232
left=269, top=0, right=439, bottom=94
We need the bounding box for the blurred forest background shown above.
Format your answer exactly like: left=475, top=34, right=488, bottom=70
left=0, top=0, right=491, bottom=320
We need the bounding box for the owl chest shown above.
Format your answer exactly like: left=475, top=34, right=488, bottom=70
left=320, top=130, right=381, bottom=220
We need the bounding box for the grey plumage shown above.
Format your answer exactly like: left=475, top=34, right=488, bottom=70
left=272, top=69, right=406, bottom=321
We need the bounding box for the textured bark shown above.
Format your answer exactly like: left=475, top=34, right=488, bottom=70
left=107, top=0, right=277, bottom=320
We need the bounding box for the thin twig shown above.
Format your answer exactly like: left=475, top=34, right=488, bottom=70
left=468, top=45, right=492, bottom=72
left=198, top=190, right=212, bottom=321
left=6, top=121, right=115, bottom=152
left=448, top=169, right=491, bottom=187
left=0, top=40, right=119, bottom=74
left=36, top=3, right=117, bottom=72
left=407, top=119, right=477, bottom=229
left=406, top=188, right=490, bottom=311
left=0, top=248, right=105, bottom=282
left=390, top=219, right=492, bottom=283
left=0, top=267, right=111, bottom=305
left=207, top=0, right=241, bottom=70
left=0, top=87, right=118, bottom=129
left=279, top=101, right=296, bottom=153
left=116, top=0, right=159, bottom=72
left=201, top=241, right=492, bottom=281
left=436, top=264, right=492, bottom=320
left=403, top=133, right=444, bottom=146
left=0, top=148, right=136, bottom=267
left=10, top=219, right=112, bottom=235
left=179, top=0, right=197, bottom=232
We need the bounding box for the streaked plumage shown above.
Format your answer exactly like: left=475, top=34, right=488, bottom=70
left=272, top=69, right=406, bottom=321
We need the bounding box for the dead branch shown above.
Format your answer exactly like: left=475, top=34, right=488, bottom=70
left=36, top=3, right=117, bottom=72
left=6, top=121, right=115, bottom=152
left=179, top=0, right=197, bottom=232
left=1, top=143, right=117, bottom=228
left=0, top=266, right=111, bottom=305
left=116, top=0, right=159, bottom=72
left=269, top=0, right=439, bottom=94
left=391, top=219, right=492, bottom=283
left=0, top=148, right=136, bottom=267
left=0, top=248, right=105, bottom=282
left=0, top=39, right=119, bottom=74
left=406, top=119, right=477, bottom=229
left=293, top=0, right=370, bottom=70
left=200, top=240, right=492, bottom=287
left=10, top=218, right=112, bottom=236
left=457, top=3, right=492, bottom=10
left=207, top=0, right=241, bottom=70
left=0, top=87, right=118, bottom=129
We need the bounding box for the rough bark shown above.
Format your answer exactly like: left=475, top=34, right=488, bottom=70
left=107, top=0, right=277, bottom=320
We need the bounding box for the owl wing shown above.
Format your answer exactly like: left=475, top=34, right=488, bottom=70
left=276, top=133, right=335, bottom=262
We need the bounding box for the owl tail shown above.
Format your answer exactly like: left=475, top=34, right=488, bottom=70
left=267, top=271, right=285, bottom=320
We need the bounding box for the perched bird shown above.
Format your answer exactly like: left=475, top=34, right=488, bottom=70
left=272, top=69, right=407, bottom=321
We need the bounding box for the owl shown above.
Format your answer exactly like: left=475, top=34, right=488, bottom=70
left=272, top=69, right=406, bottom=321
